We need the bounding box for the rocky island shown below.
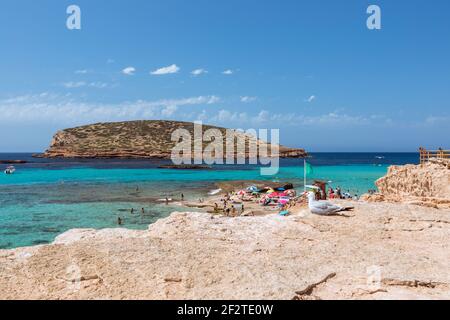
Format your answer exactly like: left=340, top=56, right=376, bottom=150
left=36, top=120, right=307, bottom=159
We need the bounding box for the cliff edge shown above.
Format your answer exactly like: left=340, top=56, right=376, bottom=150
left=364, top=159, right=450, bottom=208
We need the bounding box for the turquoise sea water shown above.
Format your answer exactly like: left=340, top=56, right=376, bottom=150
left=0, top=153, right=418, bottom=249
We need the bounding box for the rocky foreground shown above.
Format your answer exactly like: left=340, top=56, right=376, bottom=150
left=0, top=201, right=449, bottom=300
left=1, top=160, right=449, bottom=300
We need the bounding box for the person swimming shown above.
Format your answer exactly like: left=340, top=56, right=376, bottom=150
left=118, top=217, right=123, bottom=225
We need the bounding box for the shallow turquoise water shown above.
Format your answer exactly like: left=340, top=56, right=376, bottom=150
left=0, top=163, right=389, bottom=249
left=0, top=165, right=387, bottom=188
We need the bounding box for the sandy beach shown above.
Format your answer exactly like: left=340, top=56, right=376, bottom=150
left=0, top=161, right=449, bottom=300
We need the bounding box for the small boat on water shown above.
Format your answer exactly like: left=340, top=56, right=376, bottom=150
left=4, top=166, right=16, bottom=174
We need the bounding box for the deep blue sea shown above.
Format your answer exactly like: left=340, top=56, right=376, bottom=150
left=0, top=153, right=419, bottom=249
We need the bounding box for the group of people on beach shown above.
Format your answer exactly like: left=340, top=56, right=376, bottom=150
left=212, top=192, right=245, bottom=217
left=116, top=184, right=362, bottom=225
left=328, top=187, right=359, bottom=200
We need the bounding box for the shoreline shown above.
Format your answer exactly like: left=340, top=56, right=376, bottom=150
left=0, top=163, right=407, bottom=250
left=0, top=159, right=441, bottom=250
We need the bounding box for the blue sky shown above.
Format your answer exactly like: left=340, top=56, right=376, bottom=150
left=0, top=0, right=449, bottom=152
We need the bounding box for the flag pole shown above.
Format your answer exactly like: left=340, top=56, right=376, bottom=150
left=304, top=158, right=307, bottom=192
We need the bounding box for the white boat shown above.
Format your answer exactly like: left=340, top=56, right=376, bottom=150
left=4, top=166, right=15, bottom=174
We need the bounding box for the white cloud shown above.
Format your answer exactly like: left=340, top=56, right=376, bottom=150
left=209, top=110, right=249, bottom=123
left=306, top=95, right=316, bottom=103
left=154, top=96, right=219, bottom=107
left=122, top=67, right=136, bottom=75
left=240, top=96, right=257, bottom=103
left=205, top=95, right=220, bottom=104
left=75, top=70, right=89, bottom=74
left=89, top=82, right=109, bottom=89
left=62, top=81, right=87, bottom=88
left=222, top=69, right=234, bottom=75
left=191, top=68, right=208, bottom=76
left=298, top=112, right=367, bottom=126
left=155, top=96, right=220, bottom=111
left=2, top=93, right=412, bottom=132
left=192, top=108, right=387, bottom=128
left=62, top=81, right=112, bottom=89
left=424, top=115, right=450, bottom=125
left=161, top=105, right=178, bottom=117
left=254, top=110, right=270, bottom=123
left=151, top=64, right=180, bottom=75
left=0, top=94, right=221, bottom=125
